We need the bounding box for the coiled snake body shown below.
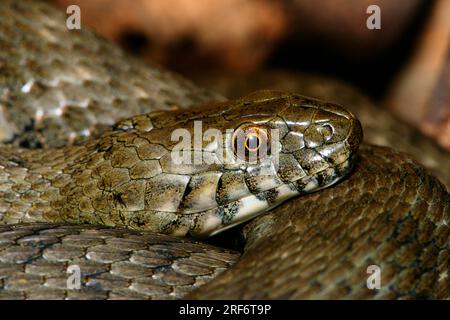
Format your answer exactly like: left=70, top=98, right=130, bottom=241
left=0, top=1, right=448, bottom=299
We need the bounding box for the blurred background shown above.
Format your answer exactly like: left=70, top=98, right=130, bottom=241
left=51, top=0, right=449, bottom=151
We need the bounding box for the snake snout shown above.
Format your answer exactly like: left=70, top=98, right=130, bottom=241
left=347, top=117, right=363, bottom=154
left=317, top=102, right=364, bottom=154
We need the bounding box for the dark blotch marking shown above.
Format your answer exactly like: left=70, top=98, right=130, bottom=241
left=215, top=175, right=227, bottom=206
left=179, top=177, right=194, bottom=210
left=112, top=192, right=126, bottom=208
left=293, top=177, right=311, bottom=195
left=244, top=169, right=263, bottom=194
left=316, top=171, right=324, bottom=186
left=8, top=155, right=26, bottom=167
left=257, top=189, right=279, bottom=205
left=218, top=202, right=240, bottom=224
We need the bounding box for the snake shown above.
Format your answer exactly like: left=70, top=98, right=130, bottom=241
left=0, top=0, right=448, bottom=300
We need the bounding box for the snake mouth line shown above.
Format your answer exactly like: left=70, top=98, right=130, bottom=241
left=197, top=154, right=355, bottom=238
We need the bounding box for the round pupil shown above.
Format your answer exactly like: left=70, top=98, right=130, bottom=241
left=246, top=134, right=260, bottom=150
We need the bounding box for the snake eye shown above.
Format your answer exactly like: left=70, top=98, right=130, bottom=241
left=233, top=125, right=270, bottom=161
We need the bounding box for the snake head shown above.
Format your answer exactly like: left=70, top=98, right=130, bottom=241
left=153, top=90, right=363, bottom=237
left=191, top=90, right=364, bottom=236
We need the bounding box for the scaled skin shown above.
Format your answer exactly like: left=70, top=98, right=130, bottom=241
left=0, top=91, right=362, bottom=237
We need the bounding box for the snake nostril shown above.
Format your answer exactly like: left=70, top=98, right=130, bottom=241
left=303, top=124, right=333, bottom=148
left=321, top=124, right=334, bottom=141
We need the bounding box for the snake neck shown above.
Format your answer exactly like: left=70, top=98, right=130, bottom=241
left=0, top=144, right=87, bottom=224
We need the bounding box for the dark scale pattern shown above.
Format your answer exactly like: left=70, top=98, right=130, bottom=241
left=256, top=189, right=279, bottom=205
left=218, top=202, right=241, bottom=224
left=0, top=223, right=239, bottom=299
